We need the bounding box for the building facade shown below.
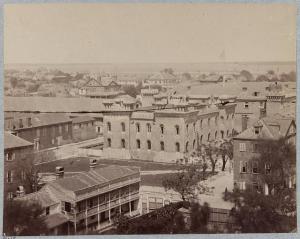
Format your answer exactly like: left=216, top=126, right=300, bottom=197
left=4, top=113, right=73, bottom=151
left=19, top=165, right=141, bottom=235
left=233, top=115, right=296, bottom=194
left=4, top=132, right=34, bottom=199
left=103, top=102, right=236, bottom=163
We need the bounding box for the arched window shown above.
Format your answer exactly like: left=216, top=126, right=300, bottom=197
left=200, top=119, right=203, bottom=128
left=215, top=116, right=218, bottom=125
left=121, top=139, right=126, bottom=148
left=227, top=130, right=229, bottom=137
left=121, top=122, right=125, bottom=132
left=208, top=133, right=211, bottom=141
left=136, top=139, right=141, bottom=149
left=107, top=122, right=111, bottom=132
left=200, top=135, right=203, bottom=144
left=160, top=124, right=164, bottom=134
left=107, top=138, right=111, bottom=147
left=215, top=131, right=218, bottom=139
left=185, top=142, right=189, bottom=152
left=193, top=123, right=196, bottom=132
left=175, top=125, right=180, bottom=135
left=160, top=141, right=165, bottom=151
left=147, top=140, right=151, bottom=150
left=147, top=123, right=151, bottom=133
left=136, top=123, right=140, bottom=132
left=193, top=140, right=196, bottom=149
left=221, top=130, right=224, bottom=139
left=176, top=142, right=180, bottom=152
left=208, top=118, right=211, bottom=126
left=186, top=124, right=189, bottom=133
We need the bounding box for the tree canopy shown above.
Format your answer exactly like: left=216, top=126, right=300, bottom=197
left=3, top=199, right=48, bottom=236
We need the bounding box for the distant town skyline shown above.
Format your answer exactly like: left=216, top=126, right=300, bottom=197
left=4, top=3, right=296, bottom=64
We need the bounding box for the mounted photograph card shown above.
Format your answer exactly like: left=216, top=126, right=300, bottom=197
left=2, top=2, right=297, bottom=236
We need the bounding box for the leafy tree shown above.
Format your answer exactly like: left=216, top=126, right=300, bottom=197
left=240, top=70, right=253, bottom=81
left=218, top=141, right=233, bottom=171
left=10, top=77, right=18, bottom=88
left=288, top=71, right=296, bottom=82
left=162, top=68, right=174, bottom=75
left=254, top=138, right=296, bottom=194
left=256, top=74, right=269, bottom=82
left=162, top=165, right=208, bottom=201
left=182, top=72, right=192, bottom=81
left=3, top=199, right=48, bottom=236
left=229, top=189, right=296, bottom=233
left=190, top=202, right=210, bottom=233
left=267, top=70, right=275, bottom=75
left=201, top=143, right=219, bottom=173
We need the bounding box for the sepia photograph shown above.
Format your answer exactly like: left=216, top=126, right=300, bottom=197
left=2, top=2, right=297, bottom=236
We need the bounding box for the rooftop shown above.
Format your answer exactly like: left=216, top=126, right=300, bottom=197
left=4, top=131, right=33, bottom=149
left=72, top=115, right=95, bottom=124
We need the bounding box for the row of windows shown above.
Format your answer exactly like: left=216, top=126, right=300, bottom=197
left=107, top=121, right=234, bottom=136
left=240, top=161, right=271, bottom=174
left=239, top=143, right=260, bottom=152
left=36, top=124, right=69, bottom=137
left=6, top=170, right=26, bottom=183
left=107, top=138, right=182, bottom=152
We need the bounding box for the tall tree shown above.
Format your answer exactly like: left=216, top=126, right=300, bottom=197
left=3, top=199, right=48, bottom=236
left=162, top=165, right=208, bottom=201
left=218, top=141, right=233, bottom=171
left=201, top=143, right=219, bottom=174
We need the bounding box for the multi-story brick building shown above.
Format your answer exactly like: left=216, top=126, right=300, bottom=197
left=4, top=113, right=73, bottom=150
left=18, top=165, right=141, bottom=235
left=103, top=102, right=236, bottom=163
left=4, top=132, right=34, bottom=199
left=232, top=115, right=296, bottom=194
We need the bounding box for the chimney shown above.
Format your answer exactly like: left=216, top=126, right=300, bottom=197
left=89, top=158, right=98, bottom=169
left=55, top=166, right=64, bottom=179
left=241, top=115, right=249, bottom=131
left=16, top=186, right=25, bottom=197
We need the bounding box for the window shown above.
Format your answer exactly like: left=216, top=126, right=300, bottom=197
left=21, top=171, right=26, bottom=180
left=221, top=130, right=224, bottom=139
left=253, top=143, right=259, bottom=152
left=207, top=133, right=211, bottom=141
left=107, top=138, right=111, bottom=147
left=252, top=161, right=259, bottom=174
left=121, top=139, right=126, bottom=149
left=200, top=120, right=203, bottom=128
left=240, top=161, right=248, bottom=173
left=200, top=135, right=203, bottom=144
left=107, top=122, right=111, bottom=132
left=215, top=131, right=218, bottom=139
left=65, top=124, right=68, bottom=132
left=5, top=152, right=15, bottom=161
left=265, top=163, right=271, bottom=174
left=186, top=124, right=189, bottom=133
left=244, top=102, right=249, bottom=109
left=193, top=140, right=196, bottom=149
left=175, top=125, right=180, bottom=135
left=208, top=118, right=211, bottom=126
left=176, top=142, right=180, bottom=152
left=185, top=142, right=189, bottom=152
left=215, top=116, right=218, bottom=125
left=147, top=123, right=151, bottom=133
left=240, top=181, right=246, bottom=190
left=136, top=123, right=140, bottom=132
left=160, top=124, right=164, bottom=134
left=193, top=123, right=196, bottom=132
left=136, top=139, right=141, bottom=149
left=147, top=140, right=151, bottom=150
left=7, top=192, right=13, bottom=200
left=64, top=202, right=71, bottom=212
left=36, top=128, right=40, bottom=137
left=46, top=207, right=50, bottom=215
left=58, top=125, right=62, bottom=134
left=6, top=170, right=13, bottom=183
left=34, top=138, right=40, bottom=150
left=239, top=143, right=246, bottom=152
left=121, top=122, right=126, bottom=132
left=160, top=141, right=165, bottom=151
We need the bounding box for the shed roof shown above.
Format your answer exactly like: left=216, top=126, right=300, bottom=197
left=4, top=131, right=33, bottom=149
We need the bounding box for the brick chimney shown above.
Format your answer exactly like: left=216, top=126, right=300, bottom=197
left=55, top=166, right=64, bottom=179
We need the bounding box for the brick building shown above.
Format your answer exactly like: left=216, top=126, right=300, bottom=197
left=4, top=132, right=34, bottom=199
left=103, top=102, right=236, bottom=163
left=18, top=165, right=141, bottom=235
left=5, top=113, right=73, bottom=150
left=232, top=115, right=296, bottom=194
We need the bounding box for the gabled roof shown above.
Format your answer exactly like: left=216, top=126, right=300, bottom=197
left=234, top=114, right=295, bottom=140
left=4, top=131, right=33, bottom=149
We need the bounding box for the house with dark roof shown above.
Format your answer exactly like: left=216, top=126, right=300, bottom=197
left=18, top=165, right=141, bottom=235
left=5, top=113, right=73, bottom=150
left=78, top=76, right=122, bottom=98
left=4, top=132, right=34, bottom=200
left=232, top=115, right=296, bottom=194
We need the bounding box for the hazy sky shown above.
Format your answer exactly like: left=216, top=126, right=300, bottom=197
left=4, top=3, right=296, bottom=64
